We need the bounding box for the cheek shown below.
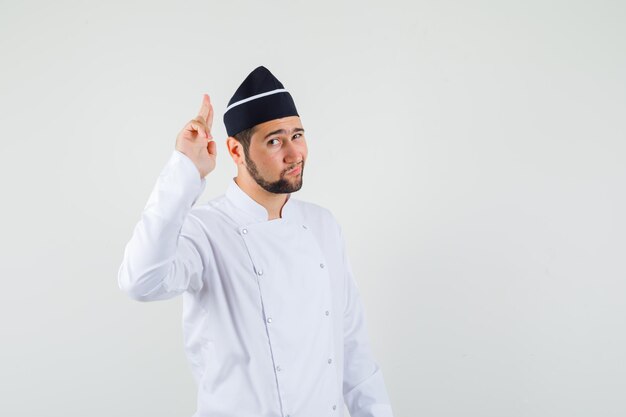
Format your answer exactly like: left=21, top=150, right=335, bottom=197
left=249, top=149, right=272, bottom=167
left=265, top=155, right=284, bottom=171
left=299, top=142, right=308, bottom=158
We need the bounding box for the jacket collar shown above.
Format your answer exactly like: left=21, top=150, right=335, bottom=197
left=225, top=177, right=296, bottom=222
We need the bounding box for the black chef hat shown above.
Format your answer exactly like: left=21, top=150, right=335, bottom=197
left=223, top=66, right=299, bottom=137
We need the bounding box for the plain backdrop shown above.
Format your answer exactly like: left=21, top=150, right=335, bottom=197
left=1, top=0, right=625, bottom=416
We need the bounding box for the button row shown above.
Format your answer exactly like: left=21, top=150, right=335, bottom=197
left=273, top=356, right=332, bottom=375
left=243, top=223, right=334, bottom=415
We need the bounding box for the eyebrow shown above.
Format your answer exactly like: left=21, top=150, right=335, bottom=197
left=264, top=127, right=305, bottom=141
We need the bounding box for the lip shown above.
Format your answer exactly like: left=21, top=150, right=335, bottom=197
left=286, top=165, right=302, bottom=175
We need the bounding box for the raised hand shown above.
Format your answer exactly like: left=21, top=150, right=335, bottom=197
left=175, top=94, right=217, bottom=178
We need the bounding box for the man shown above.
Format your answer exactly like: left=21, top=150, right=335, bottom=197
left=118, top=66, right=394, bottom=417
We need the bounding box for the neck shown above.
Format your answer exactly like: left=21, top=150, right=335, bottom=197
left=234, top=175, right=289, bottom=220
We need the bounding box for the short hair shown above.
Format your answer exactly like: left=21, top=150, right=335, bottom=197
left=233, top=125, right=257, bottom=158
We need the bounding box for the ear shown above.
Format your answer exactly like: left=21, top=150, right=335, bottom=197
left=226, top=136, right=244, bottom=165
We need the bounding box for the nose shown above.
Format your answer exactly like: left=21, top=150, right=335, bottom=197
left=283, top=139, right=304, bottom=165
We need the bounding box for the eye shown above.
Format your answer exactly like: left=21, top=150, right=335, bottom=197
left=268, top=138, right=280, bottom=146
left=293, top=133, right=303, bottom=139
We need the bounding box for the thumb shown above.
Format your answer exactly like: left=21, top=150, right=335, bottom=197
left=207, top=139, right=217, bottom=156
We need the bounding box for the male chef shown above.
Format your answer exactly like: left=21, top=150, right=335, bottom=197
left=118, top=66, right=394, bottom=417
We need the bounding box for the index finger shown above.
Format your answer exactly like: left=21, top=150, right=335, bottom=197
left=206, top=97, right=214, bottom=130
left=197, top=94, right=211, bottom=123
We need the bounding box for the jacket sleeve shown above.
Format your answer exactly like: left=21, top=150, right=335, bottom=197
left=117, top=150, right=207, bottom=302
left=338, top=223, right=395, bottom=417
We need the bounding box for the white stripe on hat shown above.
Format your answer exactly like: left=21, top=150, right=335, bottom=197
left=225, top=88, right=289, bottom=112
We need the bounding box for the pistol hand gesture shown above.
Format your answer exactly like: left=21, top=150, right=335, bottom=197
left=175, top=94, right=217, bottom=178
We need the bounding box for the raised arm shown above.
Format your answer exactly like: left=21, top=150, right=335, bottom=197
left=117, top=94, right=217, bottom=301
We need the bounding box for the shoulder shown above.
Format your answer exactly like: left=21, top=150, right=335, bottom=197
left=186, top=195, right=228, bottom=220
left=181, top=194, right=231, bottom=235
left=189, top=193, right=227, bottom=215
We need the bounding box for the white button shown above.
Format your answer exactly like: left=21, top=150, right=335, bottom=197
left=267, top=317, right=272, bottom=323
left=332, top=405, right=337, bottom=410
left=302, top=224, right=307, bottom=229
left=242, top=228, right=248, bottom=234
left=257, top=269, right=264, bottom=276
left=320, top=263, right=325, bottom=268
left=325, top=310, right=330, bottom=316
left=276, top=365, right=281, bottom=371
left=328, top=358, right=332, bottom=364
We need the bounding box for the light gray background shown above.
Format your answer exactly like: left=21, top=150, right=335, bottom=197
left=1, top=0, right=625, bottom=416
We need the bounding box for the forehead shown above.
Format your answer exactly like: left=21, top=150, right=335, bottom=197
left=252, top=116, right=302, bottom=141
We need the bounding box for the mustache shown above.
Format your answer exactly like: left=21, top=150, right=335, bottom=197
left=285, top=161, right=303, bottom=174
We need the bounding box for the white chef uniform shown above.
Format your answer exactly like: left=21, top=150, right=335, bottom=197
left=118, top=149, right=394, bottom=417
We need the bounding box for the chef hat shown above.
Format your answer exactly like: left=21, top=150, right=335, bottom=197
left=223, top=66, right=299, bottom=137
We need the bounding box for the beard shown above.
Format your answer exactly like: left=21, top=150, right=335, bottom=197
left=244, top=152, right=304, bottom=194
